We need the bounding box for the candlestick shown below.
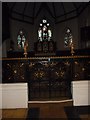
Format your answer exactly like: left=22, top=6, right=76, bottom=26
left=24, top=41, right=28, bottom=58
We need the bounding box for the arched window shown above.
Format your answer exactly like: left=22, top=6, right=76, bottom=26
left=17, top=29, right=26, bottom=49
left=38, top=19, right=52, bottom=41
left=64, top=28, right=73, bottom=47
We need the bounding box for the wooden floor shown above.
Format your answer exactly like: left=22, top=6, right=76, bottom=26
left=2, top=109, right=27, bottom=119
left=1, top=101, right=90, bottom=120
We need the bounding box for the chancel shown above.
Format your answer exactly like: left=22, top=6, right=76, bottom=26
left=1, top=1, right=90, bottom=119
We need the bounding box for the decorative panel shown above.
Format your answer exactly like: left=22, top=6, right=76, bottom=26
left=2, top=56, right=90, bottom=100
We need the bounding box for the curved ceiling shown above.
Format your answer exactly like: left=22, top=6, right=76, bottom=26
left=4, top=2, right=90, bottom=24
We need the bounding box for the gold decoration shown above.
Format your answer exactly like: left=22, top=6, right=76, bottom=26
left=24, top=41, right=28, bottom=58
left=75, top=73, right=79, bottom=78
left=20, top=63, right=24, bottom=67
left=14, top=70, right=17, bottom=73
left=70, top=43, right=75, bottom=56
left=50, top=62, right=57, bottom=67
left=82, top=67, right=85, bottom=71
left=55, top=71, right=65, bottom=78
left=74, top=61, right=79, bottom=65
left=34, top=70, right=45, bottom=78
left=29, top=62, right=35, bottom=67
left=64, top=61, right=70, bottom=66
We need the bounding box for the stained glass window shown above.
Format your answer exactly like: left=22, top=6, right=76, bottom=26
left=64, top=28, right=73, bottom=47
left=17, top=29, right=26, bottom=49
left=38, top=19, right=52, bottom=41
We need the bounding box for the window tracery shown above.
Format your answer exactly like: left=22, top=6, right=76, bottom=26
left=38, top=19, right=52, bottom=41
left=17, top=29, right=26, bottom=49
left=64, top=28, right=73, bottom=47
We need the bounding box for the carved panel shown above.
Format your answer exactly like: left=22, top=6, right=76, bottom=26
left=2, top=56, right=90, bottom=100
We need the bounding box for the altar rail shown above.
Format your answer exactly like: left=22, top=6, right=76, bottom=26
left=2, top=56, right=90, bottom=100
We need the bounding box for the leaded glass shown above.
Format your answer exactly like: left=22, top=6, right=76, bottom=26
left=38, top=19, right=52, bottom=41
left=64, top=28, right=73, bottom=47
left=17, top=30, right=26, bottom=49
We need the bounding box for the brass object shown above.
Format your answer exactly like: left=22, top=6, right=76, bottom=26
left=24, top=41, right=28, bottom=58
left=1, top=55, right=90, bottom=61
left=70, top=43, right=75, bottom=56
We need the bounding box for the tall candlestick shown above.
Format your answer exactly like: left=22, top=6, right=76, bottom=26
left=24, top=41, right=28, bottom=58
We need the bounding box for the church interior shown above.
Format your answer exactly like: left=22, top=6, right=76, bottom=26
left=1, top=1, right=90, bottom=119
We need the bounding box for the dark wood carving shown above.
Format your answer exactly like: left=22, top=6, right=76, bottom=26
left=2, top=56, right=90, bottom=100
left=34, top=40, right=56, bottom=54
